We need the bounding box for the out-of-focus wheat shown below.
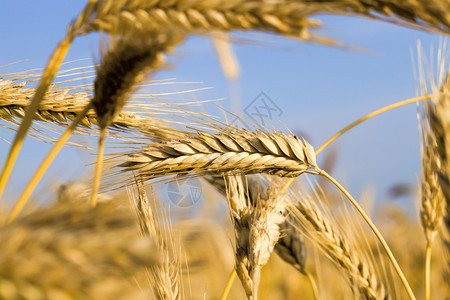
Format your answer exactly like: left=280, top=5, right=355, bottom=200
left=0, top=200, right=159, bottom=300
left=130, top=180, right=182, bottom=300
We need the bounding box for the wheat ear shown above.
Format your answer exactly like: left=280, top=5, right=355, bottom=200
left=81, top=0, right=450, bottom=43
left=0, top=77, right=174, bottom=140
left=82, top=0, right=324, bottom=41
left=119, top=129, right=316, bottom=181
left=317, top=169, right=415, bottom=299
left=129, top=180, right=181, bottom=300
left=418, top=109, right=446, bottom=300
left=289, top=192, right=389, bottom=300
left=90, top=28, right=186, bottom=207
left=207, top=175, right=313, bottom=298
left=225, top=175, right=253, bottom=298
left=224, top=175, right=290, bottom=299
left=249, top=186, right=290, bottom=299
left=426, top=82, right=450, bottom=292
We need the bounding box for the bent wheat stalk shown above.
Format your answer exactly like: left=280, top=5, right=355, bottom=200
left=317, top=169, right=415, bottom=300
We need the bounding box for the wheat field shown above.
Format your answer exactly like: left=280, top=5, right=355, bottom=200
left=0, top=1, right=449, bottom=300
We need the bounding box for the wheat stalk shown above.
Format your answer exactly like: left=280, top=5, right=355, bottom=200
left=119, top=129, right=316, bottom=181
left=289, top=192, right=389, bottom=300
left=0, top=0, right=97, bottom=202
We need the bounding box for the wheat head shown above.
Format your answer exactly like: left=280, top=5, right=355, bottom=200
left=118, top=129, right=316, bottom=181
left=290, top=193, right=389, bottom=300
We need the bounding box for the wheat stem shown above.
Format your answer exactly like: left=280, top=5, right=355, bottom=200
left=317, top=168, right=415, bottom=300
left=278, top=95, right=437, bottom=200
left=0, top=0, right=96, bottom=203
left=305, top=271, right=318, bottom=300
left=424, top=241, right=432, bottom=300
left=316, top=94, right=435, bottom=155
left=6, top=103, right=92, bottom=224
left=91, top=128, right=106, bottom=208
left=220, top=268, right=237, bottom=300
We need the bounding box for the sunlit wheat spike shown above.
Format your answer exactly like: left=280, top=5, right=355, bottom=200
left=223, top=175, right=290, bottom=299
left=419, top=115, right=446, bottom=243
left=290, top=193, right=389, bottom=300
left=91, top=28, right=186, bottom=207
left=119, top=129, right=316, bottom=181
left=419, top=105, right=446, bottom=300
left=82, top=0, right=323, bottom=41
left=80, top=0, right=450, bottom=44
left=0, top=80, right=174, bottom=140
left=249, top=187, right=290, bottom=299
left=225, top=175, right=254, bottom=298
left=0, top=201, right=160, bottom=300
left=204, top=174, right=308, bottom=275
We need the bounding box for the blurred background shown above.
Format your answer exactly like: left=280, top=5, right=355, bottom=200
left=0, top=1, right=444, bottom=215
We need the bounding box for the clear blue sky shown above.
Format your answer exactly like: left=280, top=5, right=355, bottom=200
left=0, top=1, right=442, bottom=211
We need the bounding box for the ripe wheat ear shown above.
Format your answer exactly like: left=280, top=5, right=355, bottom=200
left=90, top=28, right=186, bottom=207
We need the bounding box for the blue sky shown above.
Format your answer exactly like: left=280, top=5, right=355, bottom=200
left=0, top=1, right=443, bottom=211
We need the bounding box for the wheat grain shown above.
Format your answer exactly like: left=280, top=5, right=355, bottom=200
left=205, top=175, right=308, bottom=274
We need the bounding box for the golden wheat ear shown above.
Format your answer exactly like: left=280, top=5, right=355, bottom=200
left=89, top=29, right=186, bottom=206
